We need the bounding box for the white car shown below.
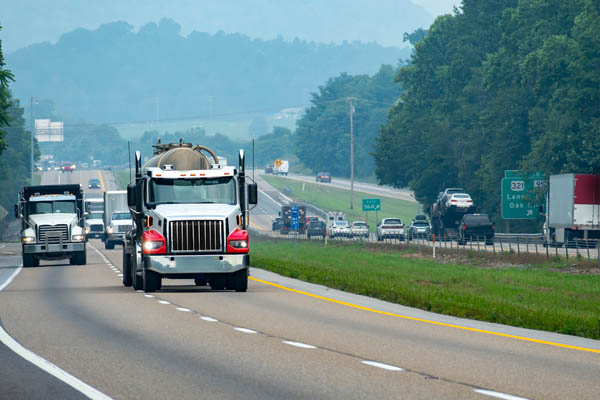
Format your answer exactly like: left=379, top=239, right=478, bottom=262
left=445, top=193, right=473, bottom=209
left=329, top=220, right=351, bottom=238
left=351, top=221, right=369, bottom=238
left=377, top=218, right=405, bottom=241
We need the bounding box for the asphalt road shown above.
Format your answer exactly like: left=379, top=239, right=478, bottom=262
left=1, top=170, right=599, bottom=399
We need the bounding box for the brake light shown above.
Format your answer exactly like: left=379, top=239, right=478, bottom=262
left=142, top=229, right=166, bottom=254
left=463, top=224, right=467, bottom=230
left=492, top=223, right=495, bottom=231
left=227, top=228, right=249, bottom=253
left=451, top=200, right=457, bottom=202
left=467, top=199, right=472, bottom=202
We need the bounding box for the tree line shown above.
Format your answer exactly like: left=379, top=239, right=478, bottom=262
left=373, top=0, right=599, bottom=223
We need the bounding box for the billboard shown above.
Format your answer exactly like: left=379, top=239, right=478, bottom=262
left=35, top=119, right=64, bottom=142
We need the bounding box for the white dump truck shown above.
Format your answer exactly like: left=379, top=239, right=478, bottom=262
left=84, top=197, right=104, bottom=239
left=103, top=190, right=132, bottom=249
left=123, top=139, right=258, bottom=292
left=16, top=184, right=87, bottom=267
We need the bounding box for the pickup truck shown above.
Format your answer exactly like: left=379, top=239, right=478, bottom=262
left=306, top=220, right=326, bottom=238
left=376, top=218, right=405, bottom=241
left=457, top=214, right=494, bottom=245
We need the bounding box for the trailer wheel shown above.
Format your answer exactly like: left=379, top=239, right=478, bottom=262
left=122, top=251, right=132, bottom=287
left=233, top=269, right=248, bottom=292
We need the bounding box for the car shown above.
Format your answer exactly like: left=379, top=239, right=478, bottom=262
left=350, top=221, right=369, bottom=238
left=457, top=214, right=494, bottom=245
left=88, top=178, right=101, bottom=189
left=315, top=172, right=332, bottom=183
left=329, top=220, right=351, bottom=238
left=436, top=188, right=466, bottom=208
left=408, top=220, right=431, bottom=240
left=61, top=164, right=75, bottom=173
left=272, top=217, right=283, bottom=231
left=413, top=214, right=428, bottom=222
left=265, top=164, right=274, bottom=174
left=445, top=193, right=473, bottom=209
left=306, top=220, right=326, bottom=238
left=376, top=218, right=405, bottom=241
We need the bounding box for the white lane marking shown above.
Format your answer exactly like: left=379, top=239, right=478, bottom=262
left=157, top=300, right=170, bottom=305
left=135, top=290, right=144, bottom=293
left=144, top=294, right=155, bottom=298
left=117, top=274, right=123, bottom=277
left=201, top=316, right=218, bottom=322
left=258, top=189, right=281, bottom=207
left=361, top=361, right=403, bottom=371
left=474, top=389, right=529, bottom=400
left=282, top=341, right=317, bottom=349
left=0, top=265, right=113, bottom=400
left=176, top=307, right=192, bottom=312
left=234, top=327, right=257, bottom=334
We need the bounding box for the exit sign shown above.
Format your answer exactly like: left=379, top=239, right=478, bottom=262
left=362, top=198, right=381, bottom=211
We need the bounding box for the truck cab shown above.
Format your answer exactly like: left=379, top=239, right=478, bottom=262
left=123, top=140, right=257, bottom=292
left=16, top=184, right=87, bottom=267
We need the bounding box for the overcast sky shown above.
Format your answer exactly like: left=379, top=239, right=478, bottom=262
left=414, top=0, right=459, bottom=16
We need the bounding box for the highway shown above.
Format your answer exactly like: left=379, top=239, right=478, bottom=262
left=1, top=170, right=599, bottom=400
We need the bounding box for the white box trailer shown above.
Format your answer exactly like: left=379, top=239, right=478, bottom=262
left=546, top=173, right=600, bottom=245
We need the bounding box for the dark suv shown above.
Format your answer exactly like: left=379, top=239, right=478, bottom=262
left=316, top=172, right=332, bottom=183
left=458, top=214, right=494, bottom=245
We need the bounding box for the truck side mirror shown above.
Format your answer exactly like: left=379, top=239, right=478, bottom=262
left=127, top=183, right=136, bottom=207
left=248, top=183, right=258, bottom=205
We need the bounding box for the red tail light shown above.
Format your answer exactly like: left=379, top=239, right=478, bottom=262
left=492, top=223, right=495, bottom=231
left=142, top=229, right=166, bottom=254
left=467, top=199, right=472, bottom=202
left=463, top=224, right=467, bottom=230
left=227, top=228, right=249, bottom=253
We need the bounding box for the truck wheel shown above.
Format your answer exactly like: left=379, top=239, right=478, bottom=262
left=122, top=251, right=132, bottom=287
left=209, top=276, right=226, bottom=290
left=105, top=241, right=115, bottom=250
left=23, top=254, right=39, bottom=268
left=194, top=278, right=208, bottom=286
left=233, top=269, right=248, bottom=292
left=132, top=256, right=144, bottom=290
left=143, top=269, right=161, bottom=292
left=76, top=250, right=87, bottom=265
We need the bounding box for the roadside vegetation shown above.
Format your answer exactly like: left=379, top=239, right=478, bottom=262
left=253, top=238, right=600, bottom=339
left=262, top=174, right=419, bottom=228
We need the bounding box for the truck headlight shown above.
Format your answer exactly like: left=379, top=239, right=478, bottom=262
left=72, top=234, right=85, bottom=242
left=22, top=236, right=35, bottom=243
left=227, top=228, right=249, bottom=253
left=107, top=226, right=114, bottom=234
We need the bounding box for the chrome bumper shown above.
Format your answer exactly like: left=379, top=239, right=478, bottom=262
left=23, top=242, right=85, bottom=254
left=145, top=254, right=249, bottom=274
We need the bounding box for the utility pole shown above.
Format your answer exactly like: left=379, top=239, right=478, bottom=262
left=30, top=97, right=37, bottom=184
left=349, top=97, right=355, bottom=210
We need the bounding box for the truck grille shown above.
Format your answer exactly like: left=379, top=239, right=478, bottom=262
left=39, top=224, right=69, bottom=244
left=116, top=224, right=132, bottom=233
left=90, top=224, right=103, bottom=232
left=169, top=220, right=223, bottom=253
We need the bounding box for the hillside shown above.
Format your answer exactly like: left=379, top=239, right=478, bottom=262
left=7, top=19, right=409, bottom=124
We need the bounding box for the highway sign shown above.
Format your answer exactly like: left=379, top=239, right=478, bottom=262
left=291, top=205, right=299, bottom=230
left=274, top=159, right=282, bottom=168
left=501, top=172, right=545, bottom=219
left=362, top=198, right=381, bottom=212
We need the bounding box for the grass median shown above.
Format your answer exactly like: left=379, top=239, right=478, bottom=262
left=262, top=175, right=419, bottom=229
left=252, top=238, right=600, bottom=339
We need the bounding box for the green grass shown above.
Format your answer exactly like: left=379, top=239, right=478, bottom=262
left=253, top=238, right=600, bottom=339
left=113, top=169, right=131, bottom=189
left=33, top=173, right=41, bottom=186
left=262, top=175, right=420, bottom=230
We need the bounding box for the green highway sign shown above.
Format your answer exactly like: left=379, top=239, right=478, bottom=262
left=501, top=172, right=545, bottom=219
left=362, top=198, right=381, bottom=211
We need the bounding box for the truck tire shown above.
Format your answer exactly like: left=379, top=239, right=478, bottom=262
left=22, top=254, right=39, bottom=268
left=122, top=251, right=132, bottom=287
left=233, top=269, right=248, bottom=292
left=194, top=277, right=208, bottom=286
left=105, top=241, right=115, bottom=250
left=70, top=250, right=87, bottom=265
left=209, top=276, right=226, bottom=290
left=132, top=256, right=144, bottom=291
left=143, top=269, right=161, bottom=292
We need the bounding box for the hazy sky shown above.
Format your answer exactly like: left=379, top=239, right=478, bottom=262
left=414, top=0, right=459, bottom=16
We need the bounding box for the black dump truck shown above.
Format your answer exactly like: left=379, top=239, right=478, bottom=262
left=280, top=204, right=307, bottom=234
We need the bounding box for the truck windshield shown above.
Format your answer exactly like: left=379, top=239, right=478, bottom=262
left=89, top=212, right=103, bottom=219
left=149, top=177, right=236, bottom=205
left=28, top=201, right=76, bottom=214
left=112, top=212, right=131, bottom=221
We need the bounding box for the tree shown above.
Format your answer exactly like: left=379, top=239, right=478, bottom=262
left=0, top=25, right=15, bottom=155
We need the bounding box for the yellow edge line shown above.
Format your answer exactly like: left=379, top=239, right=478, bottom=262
left=249, top=220, right=269, bottom=233
left=97, top=170, right=106, bottom=192
left=248, top=276, right=600, bottom=354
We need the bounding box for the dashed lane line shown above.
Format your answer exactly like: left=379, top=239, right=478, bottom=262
left=474, top=389, right=529, bottom=400
left=361, top=361, right=403, bottom=371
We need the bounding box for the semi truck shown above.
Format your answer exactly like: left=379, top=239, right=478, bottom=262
left=279, top=204, right=307, bottom=234
left=544, top=173, right=600, bottom=246
left=16, top=184, right=87, bottom=267
left=103, top=190, right=131, bottom=249
left=430, top=188, right=475, bottom=238
left=123, top=139, right=258, bottom=292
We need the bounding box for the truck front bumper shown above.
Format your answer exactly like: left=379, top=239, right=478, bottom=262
left=23, top=242, right=85, bottom=255
left=107, top=233, right=126, bottom=242
left=145, top=254, right=249, bottom=274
